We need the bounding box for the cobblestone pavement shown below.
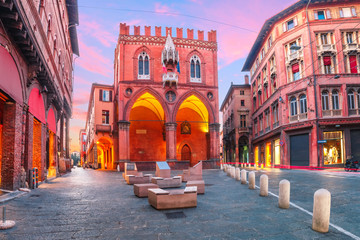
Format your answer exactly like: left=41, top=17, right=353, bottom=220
left=0, top=167, right=359, bottom=240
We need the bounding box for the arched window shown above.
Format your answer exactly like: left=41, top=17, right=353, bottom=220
left=299, top=94, right=307, bottom=114
left=290, top=97, right=297, bottom=116
left=332, top=90, right=339, bottom=110
left=190, top=55, right=201, bottom=83
left=138, top=52, right=150, bottom=79
left=348, top=90, right=355, bottom=109
left=321, top=91, right=329, bottom=110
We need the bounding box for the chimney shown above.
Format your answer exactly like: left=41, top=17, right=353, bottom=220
left=244, top=75, right=249, bottom=85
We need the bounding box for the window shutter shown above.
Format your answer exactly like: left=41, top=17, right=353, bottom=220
left=326, top=9, right=332, bottom=19
left=351, top=7, right=357, bottom=16
left=339, top=8, right=344, bottom=18
left=282, top=23, right=287, bottom=33
left=294, top=17, right=298, bottom=26
left=99, top=89, right=103, bottom=101
left=109, top=91, right=112, bottom=102
left=314, top=11, right=318, bottom=20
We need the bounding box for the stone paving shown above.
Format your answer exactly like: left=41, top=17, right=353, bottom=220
left=0, top=167, right=359, bottom=239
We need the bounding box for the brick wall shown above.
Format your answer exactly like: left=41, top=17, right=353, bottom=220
left=1, top=102, right=23, bottom=190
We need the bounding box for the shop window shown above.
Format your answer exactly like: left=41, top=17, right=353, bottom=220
left=265, top=142, right=271, bottom=167
left=323, top=131, right=344, bottom=165
left=274, top=139, right=281, bottom=165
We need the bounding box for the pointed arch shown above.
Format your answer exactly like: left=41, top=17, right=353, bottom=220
left=186, top=50, right=206, bottom=84
left=133, top=45, right=154, bottom=81
left=123, top=87, right=170, bottom=121
left=172, top=90, right=215, bottom=123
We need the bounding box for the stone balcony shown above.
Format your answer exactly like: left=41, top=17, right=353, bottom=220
left=317, top=44, right=336, bottom=55
left=343, top=43, right=359, bottom=54
left=286, top=50, right=303, bottom=64
left=289, top=113, right=307, bottom=122
left=162, top=72, right=178, bottom=88
left=96, top=124, right=111, bottom=133
left=322, top=109, right=342, bottom=117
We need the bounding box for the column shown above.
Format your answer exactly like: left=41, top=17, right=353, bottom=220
left=118, top=121, right=130, bottom=162
left=65, top=116, right=70, bottom=159
left=209, top=123, right=220, bottom=161
left=165, top=122, right=177, bottom=161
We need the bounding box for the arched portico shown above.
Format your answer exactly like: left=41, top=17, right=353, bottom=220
left=97, top=137, right=114, bottom=170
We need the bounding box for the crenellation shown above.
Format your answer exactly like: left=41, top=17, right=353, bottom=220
left=166, top=27, right=172, bottom=36
left=118, top=23, right=216, bottom=43
left=134, top=26, right=140, bottom=35
left=187, top=29, right=194, bottom=39
left=198, top=30, right=204, bottom=41
left=176, top=28, right=183, bottom=38
left=145, top=26, right=151, bottom=36
left=155, top=26, right=162, bottom=36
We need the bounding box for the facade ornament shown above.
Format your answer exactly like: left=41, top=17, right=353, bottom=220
left=161, top=33, right=179, bottom=88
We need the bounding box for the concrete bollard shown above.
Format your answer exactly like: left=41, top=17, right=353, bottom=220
left=279, top=180, right=290, bottom=209
left=235, top=168, right=241, bottom=181
left=227, top=166, right=231, bottom=176
left=312, top=189, right=331, bottom=233
left=248, top=171, right=255, bottom=189
left=231, top=167, right=236, bottom=179
left=259, top=174, right=268, bottom=196
left=240, top=169, right=247, bottom=184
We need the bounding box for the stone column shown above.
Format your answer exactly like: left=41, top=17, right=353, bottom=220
left=209, top=123, right=220, bottom=160
left=165, top=122, right=177, bottom=161
left=118, top=121, right=130, bottom=163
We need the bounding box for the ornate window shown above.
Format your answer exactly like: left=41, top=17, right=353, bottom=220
left=299, top=94, right=307, bottom=114
left=138, top=52, right=150, bottom=79
left=332, top=90, right=339, bottom=110
left=322, top=91, right=329, bottom=110
left=290, top=97, right=297, bottom=116
left=190, top=55, right=201, bottom=83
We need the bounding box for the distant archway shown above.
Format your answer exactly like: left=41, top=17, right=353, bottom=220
left=97, top=137, right=113, bottom=170
left=238, top=136, right=249, bottom=164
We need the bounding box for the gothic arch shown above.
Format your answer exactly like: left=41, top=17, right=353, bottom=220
left=185, top=49, right=206, bottom=84
left=133, top=45, right=154, bottom=81
left=178, top=140, right=193, bottom=155
left=172, top=90, right=215, bottom=123
left=123, top=87, right=170, bottom=121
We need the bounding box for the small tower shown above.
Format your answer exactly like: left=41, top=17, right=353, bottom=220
left=161, top=33, right=179, bottom=88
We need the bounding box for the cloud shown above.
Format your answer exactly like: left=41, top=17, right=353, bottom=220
left=154, top=2, right=178, bottom=16
left=79, top=14, right=117, bottom=47
left=72, top=107, right=88, bottom=121
left=76, top=38, right=113, bottom=77
left=73, top=90, right=90, bottom=107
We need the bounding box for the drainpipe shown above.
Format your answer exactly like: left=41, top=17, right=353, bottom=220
left=306, top=0, right=320, bottom=167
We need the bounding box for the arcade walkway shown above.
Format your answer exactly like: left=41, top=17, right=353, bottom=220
left=0, top=167, right=358, bottom=239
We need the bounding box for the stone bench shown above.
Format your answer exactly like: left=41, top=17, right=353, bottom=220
left=148, top=186, right=197, bottom=210
left=151, top=176, right=182, bottom=188
left=181, top=161, right=203, bottom=182
left=133, top=183, right=159, bottom=198
left=126, top=174, right=153, bottom=185
left=186, top=180, right=205, bottom=194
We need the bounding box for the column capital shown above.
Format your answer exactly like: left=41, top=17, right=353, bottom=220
left=209, top=123, right=220, bottom=132
left=118, top=120, right=130, bottom=130
left=165, top=122, right=177, bottom=131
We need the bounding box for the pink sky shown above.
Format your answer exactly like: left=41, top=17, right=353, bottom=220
left=70, top=0, right=295, bottom=152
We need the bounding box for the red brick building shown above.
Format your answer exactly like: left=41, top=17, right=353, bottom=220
left=113, top=24, right=220, bottom=170
left=0, top=0, right=79, bottom=189
left=221, top=76, right=252, bottom=166
left=84, top=84, right=115, bottom=169
left=79, top=129, right=86, bottom=166
left=242, top=0, right=360, bottom=168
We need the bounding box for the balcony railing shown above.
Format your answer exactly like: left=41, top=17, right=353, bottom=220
left=162, top=72, right=178, bottom=87
left=349, top=108, right=359, bottom=116
left=273, top=121, right=279, bottom=128
left=343, top=43, right=359, bottom=53
left=323, top=109, right=342, bottom=117
left=317, top=44, right=336, bottom=54
left=289, top=113, right=307, bottom=122
left=265, top=126, right=270, bottom=132
left=96, top=124, right=111, bottom=133
left=286, top=50, right=303, bottom=63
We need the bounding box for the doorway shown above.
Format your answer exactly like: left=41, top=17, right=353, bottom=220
left=181, top=144, right=191, bottom=162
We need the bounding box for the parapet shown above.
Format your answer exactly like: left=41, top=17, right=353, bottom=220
left=119, top=23, right=217, bottom=43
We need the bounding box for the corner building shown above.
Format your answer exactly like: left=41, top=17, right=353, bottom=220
left=114, top=24, right=220, bottom=170
left=242, top=0, right=360, bottom=168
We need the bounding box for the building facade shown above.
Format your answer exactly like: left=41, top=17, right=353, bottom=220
left=242, top=0, right=360, bottom=168
left=0, top=0, right=79, bottom=189
left=221, top=76, right=252, bottom=166
left=79, top=129, right=86, bottom=166
left=84, top=84, right=115, bottom=169
left=113, top=24, right=220, bottom=170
